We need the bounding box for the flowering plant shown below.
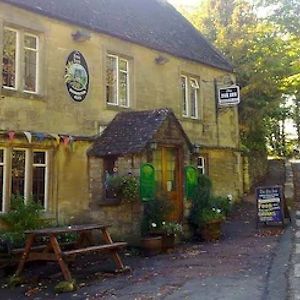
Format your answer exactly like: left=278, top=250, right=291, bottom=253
left=161, top=222, right=183, bottom=236
left=199, top=207, right=225, bottom=225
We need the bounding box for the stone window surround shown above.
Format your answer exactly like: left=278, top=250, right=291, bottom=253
left=0, top=18, right=46, bottom=98
left=106, top=53, right=130, bottom=108
left=181, top=74, right=200, bottom=119
left=0, top=147, right=50, bottom=212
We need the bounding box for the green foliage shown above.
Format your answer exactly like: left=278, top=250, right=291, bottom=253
left=209, top=196, right=232, bottom=216
left=199, top=207, right=225, bottom=225
left=189, top=175, right=228, bottom=229
left=141, top=197, right=171, bottom=236
left=161, top=221, right=183, bottom=236
left=183, top=0, right=299, bottom=160
left=107, top=175, right=139, bottom=203
left=0, top=195, right=49, bottom=247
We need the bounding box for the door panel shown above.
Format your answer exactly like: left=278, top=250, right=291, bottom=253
left=153, top=146, right=183, bottom=221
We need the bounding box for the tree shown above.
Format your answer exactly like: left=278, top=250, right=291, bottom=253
left=183, top=0, right=297, bottom=158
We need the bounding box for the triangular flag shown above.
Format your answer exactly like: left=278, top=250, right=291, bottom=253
left=63, top=136, right=70, bottom=146
left=24, top=131, right=32, bottom=143
left=50, top=133, right=61, bottom=145
left=8, top=131, right=15, bottom=141
left=34, top=132, right=46, bottom=141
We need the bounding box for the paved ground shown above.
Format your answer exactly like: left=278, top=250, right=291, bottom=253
left=0, top=159, right=293, bottom=299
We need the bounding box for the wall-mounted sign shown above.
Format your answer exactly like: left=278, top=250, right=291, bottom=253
left=65, top=50, right=89, bottom=102
left=218, top=85, right=240, bottom=106
left=184, top=166, right=198, bottom=200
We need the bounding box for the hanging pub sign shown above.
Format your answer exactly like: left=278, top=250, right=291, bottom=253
left=256, top=185, right=285, bottom=227
left=65, top=50, right=89, bottom=102
left=218, top=85, right=240, bottom=106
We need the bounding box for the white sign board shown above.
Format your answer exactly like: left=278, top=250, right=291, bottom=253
left=218, top=86, right=240, bottom=106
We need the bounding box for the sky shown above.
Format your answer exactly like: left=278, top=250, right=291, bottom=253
left=168, top=0, right=200, bottom=7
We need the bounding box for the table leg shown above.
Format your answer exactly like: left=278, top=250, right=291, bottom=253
left=15, top=234, right=35, bottom=277
left=101, top=228, right=125, bottom=270
left=50, top=235, right=72, bottom=281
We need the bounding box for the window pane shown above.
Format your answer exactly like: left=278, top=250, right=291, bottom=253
left=106, top=55, right=118, bottom=104
left=24, top=34, right=37, bottom=49
left=24, top=48, right=37, bottom=92
left=12, top=150, right=25, bottom=197
left=0, top=149, right=3, bottom=212
left=33, top=151, right=45, bottom=164
left=119, top=70, right=128, bottom=106
left=190, top=79, right=199, bottom=118
left=33, top=166, right=45, bottom=206
left=181, top=76, right=188, bottom=116
left=119, top=59, right=128, bottom=72
left=3, top=28, right=17, bottom=88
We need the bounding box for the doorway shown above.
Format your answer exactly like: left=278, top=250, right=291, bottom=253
left=152, top=146, right=183, bottom=221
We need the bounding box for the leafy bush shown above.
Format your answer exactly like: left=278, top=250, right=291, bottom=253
left=0, top=195, right=49, bottom=248
left=141, top=197, right=171, bottom=236
left=107, top=175, right=139, bottom=202
left=209, top=196, right=232, bottom=216
left=189, top=175, right=230, bottom=230
left=161, top=221, right=183, bottom=236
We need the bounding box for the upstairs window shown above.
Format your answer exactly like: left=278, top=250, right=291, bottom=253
left=181, top=75, right=200, bottom=119
left=3, top=28, right=17, bottom=89
left=2, top=27, right=40, bottom=93
left=24, top=33, right=39, bottom=93
left=106, top=54, right=129, bottom=107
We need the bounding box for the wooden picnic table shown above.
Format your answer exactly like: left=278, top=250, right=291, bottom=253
left=13, top=224, right=128, bottom=281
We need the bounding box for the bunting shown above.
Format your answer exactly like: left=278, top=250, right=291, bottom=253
left=24, top=131, right=32, bottom=143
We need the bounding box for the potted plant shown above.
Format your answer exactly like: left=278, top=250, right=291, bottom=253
left=140, top=198, right=169, bottom=256
left=188, top=174, right=228, bottom=241
left=160, top=221, right=183, bottom=251
left=197, top=207, right=225, bottom=241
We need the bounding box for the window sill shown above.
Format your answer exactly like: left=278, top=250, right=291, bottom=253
left=106, top=103, right=131, bottom=111
left=1, top=88, right=45, bottom=101
left=98, top=198, right=122, bottom=206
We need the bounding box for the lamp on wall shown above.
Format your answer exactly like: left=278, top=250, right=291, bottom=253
left=72, top=30, right=91, bottom=42
left=155, top=55, right=169, bottom=65
left=193, top=144, right=201, bottom=154
left=149, top=141, right=157, bottom=150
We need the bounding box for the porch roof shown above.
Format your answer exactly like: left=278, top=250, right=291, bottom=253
left=88, top=108, right=192, bottom=157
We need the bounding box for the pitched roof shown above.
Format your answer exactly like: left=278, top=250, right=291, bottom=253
left=1, top=0, right=233, bottom=72
left=88, top=108, right=192, bottom=157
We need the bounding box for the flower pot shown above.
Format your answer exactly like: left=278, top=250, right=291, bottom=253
left=161, top=234, right=176, bottom=252
left=141, top=236, right=162, bottom=256
left=200, top=219, right=222, bottom=241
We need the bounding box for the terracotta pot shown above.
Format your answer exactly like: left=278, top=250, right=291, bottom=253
left=200, top=220, right=222, bottom=241
left=161, top=234, right=176, bottom=252
left=141, top=236, right=162, bottom=256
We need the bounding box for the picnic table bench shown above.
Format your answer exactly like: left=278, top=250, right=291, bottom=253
left=13, top=224, right=129, bottom=281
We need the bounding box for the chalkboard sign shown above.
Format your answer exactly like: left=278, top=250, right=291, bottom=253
left=256, top=185, right=284, bottom=227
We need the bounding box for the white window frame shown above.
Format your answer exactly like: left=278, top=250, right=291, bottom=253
left=24, top=33, right=39, bottom=94
left=0, top=148, right=7, bottom=213
left=181, top=75, right=189, bottom=117
left=190, top=77, right=199, bottom=119
left=106, top=54, right=130, bottom=108
left=181, top=75, right=200, bottom=119
left=0, top=148, right=49, bottom=212
left=2, top=27, right=19, bottom=91
left=197, top=156, right=206, bottom=175
left=2, top=27, right=40, bottom=94
left=32, top=150, right=49, bottom=210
